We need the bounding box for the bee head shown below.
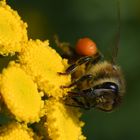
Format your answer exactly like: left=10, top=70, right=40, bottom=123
left=93, top=82, right=122, bottom=112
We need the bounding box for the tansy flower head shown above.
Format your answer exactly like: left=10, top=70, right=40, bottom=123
left=0, top=62, right=44, bottom=123
left=0, top=1, right=87, bottom=139
left=19, top=39, right=71, bottom=98
left=0, top=0, right=28, bottom=55
left=0, top=122, right=34, bottom=140
left=44, top=99, right=86, bottom=140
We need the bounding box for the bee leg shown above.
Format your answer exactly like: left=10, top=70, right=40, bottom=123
left=65, top=102, right=89, bottom=109
left=59, top=56, right=92, bottom=75
left=65, top=95, right=92, bottom=110
left=69, top=97, right=90, bottom=110
left=58, top=54, right=100, bottom=75
left=61, top=74, right=93, bottom=88
left=54, top=35, right=76, bottom=58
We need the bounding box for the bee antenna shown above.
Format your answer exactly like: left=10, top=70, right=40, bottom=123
left=111, top=0, right=121, bottom=64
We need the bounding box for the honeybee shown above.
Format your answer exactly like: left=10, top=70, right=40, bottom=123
left=55, top=35, right=125, bottom=112
left=55, top=7, right=125, bottom=112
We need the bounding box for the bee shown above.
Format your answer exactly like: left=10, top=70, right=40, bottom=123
left=55, top=4, right=125, bottom=112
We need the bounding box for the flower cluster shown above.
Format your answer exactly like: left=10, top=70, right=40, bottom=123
left=0, top=0, right=86, bottom=140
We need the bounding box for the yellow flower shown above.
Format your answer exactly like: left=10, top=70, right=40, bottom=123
left=0, top=62, right=44, bottom=123
left=44, top=99, right=86, bottom=140
left=0, top=122, right=34, bottom=140
left=19, top=39, right=71, bottom=98
left=0, top=1, right=87, bottom=139
left=0, top=0, right=28, bottom=55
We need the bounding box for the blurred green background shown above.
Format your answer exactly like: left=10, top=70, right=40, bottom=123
left=7, top=0, right=140, bottom=140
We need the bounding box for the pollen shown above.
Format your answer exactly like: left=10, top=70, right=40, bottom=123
left=44, top=99, right=86, bottom=140
left=0, top=122, right=34, bottom=140
left=0, top=1, right=86, bottom=139
left=19, top=39, right=71, bottom=98
left=0, top=62, right=44, bottom=123
left=0, top=0, right=28, bottom=55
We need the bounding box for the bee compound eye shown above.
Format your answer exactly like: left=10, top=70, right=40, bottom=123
left=94, top=82, right=119, bottom=94
left=104, top=82, right=118, bottom=93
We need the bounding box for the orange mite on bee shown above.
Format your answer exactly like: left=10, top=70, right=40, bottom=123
left=76, top=37, right=97, bottom=56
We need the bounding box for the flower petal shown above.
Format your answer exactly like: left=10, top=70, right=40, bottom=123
left=0, top=0, right=28, bottom=55
left=0, top=122, right=34, bottom=140
left=19, top=39, right=71, bottom=98
left=0, top=62, right=44, bottom=123
left=44, top=99, right=86, bottom=140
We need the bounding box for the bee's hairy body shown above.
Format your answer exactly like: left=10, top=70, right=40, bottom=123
left=55, top=36, right=125, bottom=112
left=61, top=56, right=125, bottom=111
left=76, top=61, right=124, bottom=92
left=68, top=60, right=125, bottom=111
